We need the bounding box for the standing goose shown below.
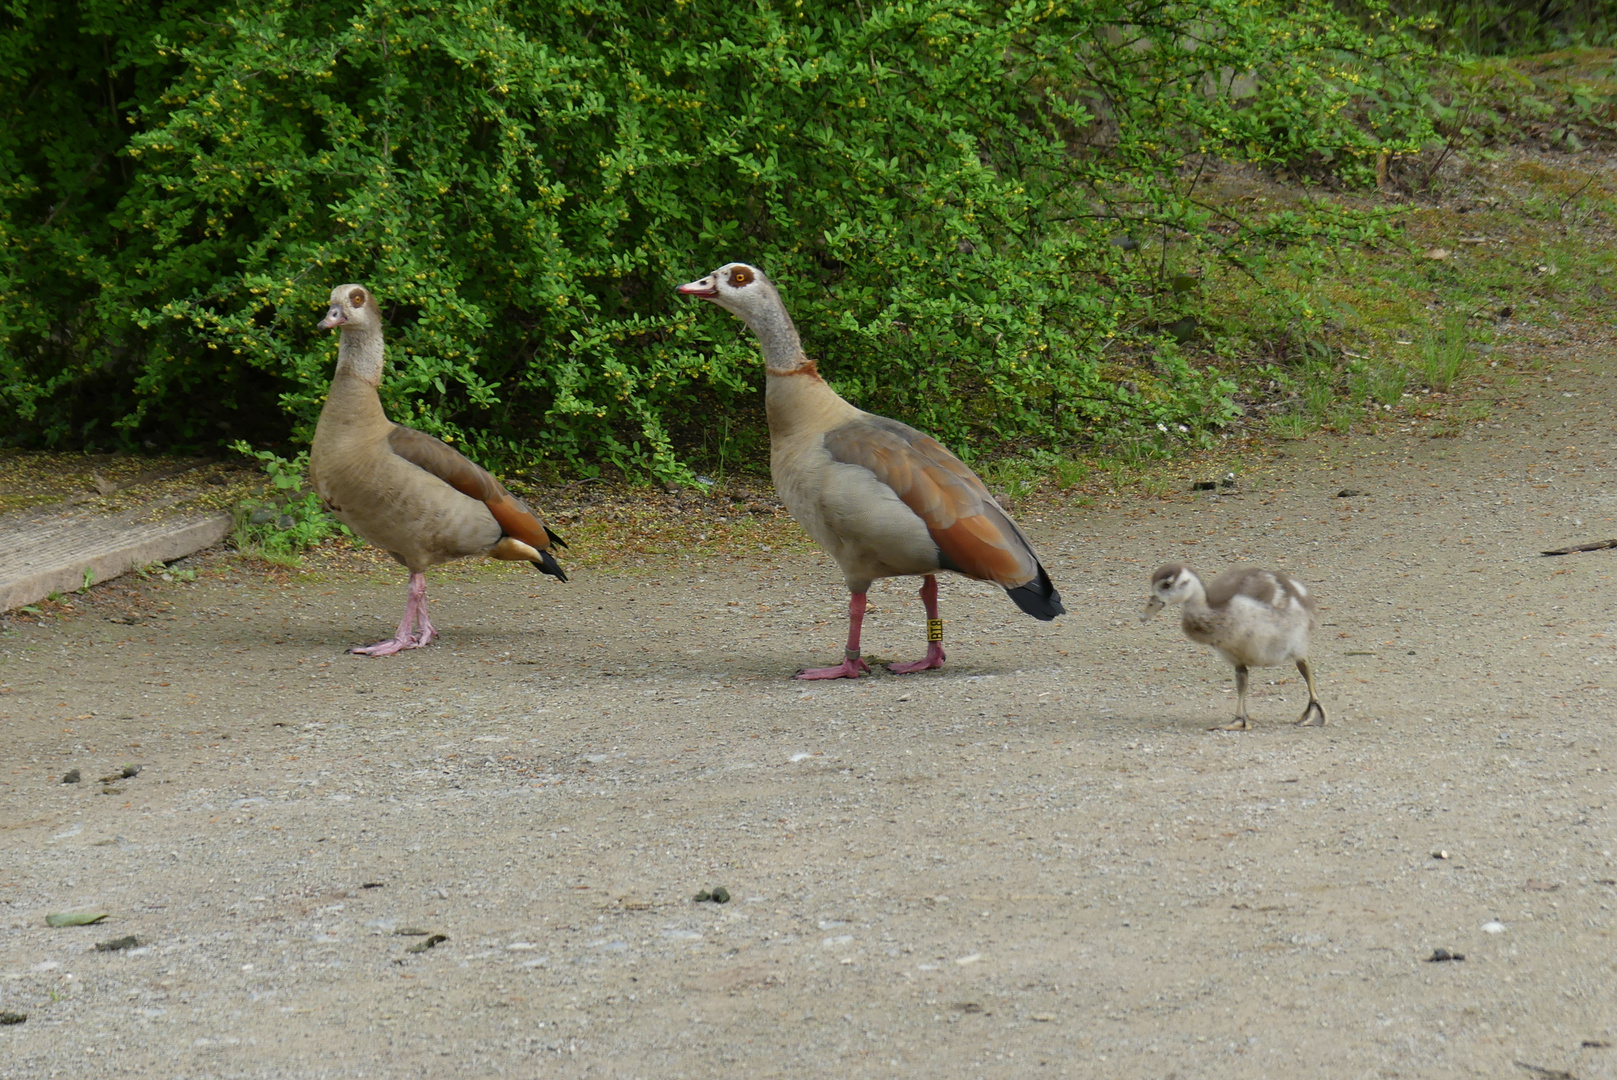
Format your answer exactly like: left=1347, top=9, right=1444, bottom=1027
left=677, top=263, right=1064, bottom=679
left=308, top=284, right=567, bottom=656
left=1142, top=563, right=1325, bottom=730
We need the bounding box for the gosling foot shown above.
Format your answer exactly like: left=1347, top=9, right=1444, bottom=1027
left=1295, top=700, right=1326, bottom=727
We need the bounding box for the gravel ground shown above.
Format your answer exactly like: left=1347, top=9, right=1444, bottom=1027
left=2, top=348, right=1615, bottom=1079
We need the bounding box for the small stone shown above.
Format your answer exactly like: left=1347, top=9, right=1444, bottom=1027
left=120, top=765, right=142, bottom=779
left=393, top=928, right=431, bottom=936
left=709, top=887, right=730, bottom=904
left=99, top=785, right=123, bottom=795
left=1427, top=948, right=1464, bottom=962
left=1432, top=850, right=1449, bottom=860
left=0, top=1011, right=25, bottom=1025
left=1191, top=481, right=1218, bottom=492
left=1481, top=920, right=1506, bottom=934
left=61, top=769, right=80, bottom=784
left=1337, top=489, right=1364, bottom=498
left=275, top=515, right=295, bottom=530
left=1031, top=1013, right=1056, bottom=1022
left=95, top=936, right=139, bottom=952
left=693, top=890, right=712, bottom=903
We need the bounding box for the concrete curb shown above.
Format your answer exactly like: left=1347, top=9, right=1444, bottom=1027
left=0, top=508, right=233, bottom=613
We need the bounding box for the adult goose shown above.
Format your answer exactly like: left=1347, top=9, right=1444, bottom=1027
left=677, top=263, right=1063, bottom=679
left=1142, top=563, right=1325, bottom=730
left=308, top=284, right=566, bottom=656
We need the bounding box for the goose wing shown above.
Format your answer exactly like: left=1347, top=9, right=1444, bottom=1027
left=822, top=415, right=1040, bottom=591
left=386, top=426, right=567, bottom=577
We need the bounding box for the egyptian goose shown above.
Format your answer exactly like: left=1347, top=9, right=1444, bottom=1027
left=308, top=284, right=566, bottom=656
left=1142, top=564, right=1325, bottom=730
left=676, top=263, right=1064, bottom=679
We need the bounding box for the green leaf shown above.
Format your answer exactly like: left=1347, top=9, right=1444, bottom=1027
left=46, top=911, right=108, bottom=927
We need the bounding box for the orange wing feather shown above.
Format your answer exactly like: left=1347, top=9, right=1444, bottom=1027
left=823, top=416, right=1036, bottom=589
left=387, top=426, right=567, bottom=577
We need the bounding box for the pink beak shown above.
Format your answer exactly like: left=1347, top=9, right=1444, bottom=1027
left=676, top=276, right=719, bottom=299
left=318, top=306, right=346, bottom=330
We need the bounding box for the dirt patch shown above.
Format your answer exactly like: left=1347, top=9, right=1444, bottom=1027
left=1, top=333, right=1614, bottom=1077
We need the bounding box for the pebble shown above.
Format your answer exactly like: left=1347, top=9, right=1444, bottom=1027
left=1481, top=921, right=1507, bottom=934
left=94, top=936, right=139, bottom=952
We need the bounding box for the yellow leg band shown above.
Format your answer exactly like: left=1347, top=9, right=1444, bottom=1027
left=927, top=619, right=943, bottom=643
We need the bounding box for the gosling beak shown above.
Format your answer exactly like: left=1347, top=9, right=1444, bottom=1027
left=1141, top=596, right=1164, bottom=621
left=676, top=275, right=719, bottom=299
left=318, top=306, right=346, bottom=330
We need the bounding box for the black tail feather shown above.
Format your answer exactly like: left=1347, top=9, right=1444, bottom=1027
left=1004, top=563, right=1063, bottom=621
left=546, top=527, right=568, bottom=549
left=531, top=549, right=568, bottom=583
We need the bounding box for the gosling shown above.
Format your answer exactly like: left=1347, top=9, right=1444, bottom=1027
left=1142, top=564, right=1325, bottom=731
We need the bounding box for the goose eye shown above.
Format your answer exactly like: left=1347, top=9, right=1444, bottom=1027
left=349, top=289, right=366, bottom=307
left=728, top=267, right=753, bottom=287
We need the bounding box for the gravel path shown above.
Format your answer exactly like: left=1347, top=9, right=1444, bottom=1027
left=2, top=350, right=1614, bottom=1079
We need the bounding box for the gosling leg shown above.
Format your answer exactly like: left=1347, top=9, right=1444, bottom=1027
left=1294, top=657, right=1326, bottom=726
left=1213, top=664, right=1252, bottom=731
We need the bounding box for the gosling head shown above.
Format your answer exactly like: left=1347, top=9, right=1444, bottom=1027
left=1142, top=563, right=1200, bottom=621
left=319, top=284, right=382, bottom=334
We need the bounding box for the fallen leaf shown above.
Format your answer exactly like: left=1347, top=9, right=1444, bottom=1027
left=46, top=911, right=107, bottom=927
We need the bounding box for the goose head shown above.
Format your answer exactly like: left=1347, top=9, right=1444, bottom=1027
left=676, top=263, right=804, bottom=371
left=1142, top=563, right=1200, bottom=620
left=677, top=262, right=781, bottom=318
left=319, top=284, right=382, bottom=333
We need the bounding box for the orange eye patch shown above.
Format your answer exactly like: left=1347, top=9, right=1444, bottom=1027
left=727, top=267, right=754, bottom=287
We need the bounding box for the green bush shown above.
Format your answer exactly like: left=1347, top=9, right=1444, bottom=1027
left=230, top=442, right=343, bottom=564
left=3, top=0, right=1436, bottom=476
left=1357, top=0, right=1617, bottom=53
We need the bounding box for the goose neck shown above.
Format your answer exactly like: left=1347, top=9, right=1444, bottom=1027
left=335, top=327, right=385, bottom=387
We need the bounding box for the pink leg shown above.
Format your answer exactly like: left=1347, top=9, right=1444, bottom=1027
left=887, top=575, right=946, bottom=674
left=351, top=572, right=437, bottom=656
left=797, top=592, right=871, bottom=680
